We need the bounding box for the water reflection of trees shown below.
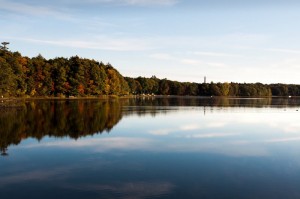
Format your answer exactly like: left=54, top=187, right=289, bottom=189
left=122, top=97, right=300, bottom=116
left=0, top=100, right=124, bottom=156
left=1, top=97, right=299, bottom=155
left=125, top=97, right=300, bottom=107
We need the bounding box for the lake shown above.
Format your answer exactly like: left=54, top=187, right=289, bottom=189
left=1, top=97, right=300, bottom=199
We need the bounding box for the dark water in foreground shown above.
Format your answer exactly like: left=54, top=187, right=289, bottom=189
left=1, top=97, right=300, bottom=199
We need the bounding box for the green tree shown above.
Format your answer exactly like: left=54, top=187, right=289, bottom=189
left=51, top=58, right=69, bottom=96
left=219, top=82, right=230, bottom=96
left=159, top=79, right=170, bottom=95
left=210, top=83, right=221, bottom=96
left=0, top=57, right=16, bottom=96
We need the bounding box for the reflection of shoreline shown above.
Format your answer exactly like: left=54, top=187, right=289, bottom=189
left=125, top=97, right=300, bottom=108
left=1, top=96, right=299, bottom=109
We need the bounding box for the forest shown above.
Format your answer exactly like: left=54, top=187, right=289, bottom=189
left=1, top=48, right=300, bottom=97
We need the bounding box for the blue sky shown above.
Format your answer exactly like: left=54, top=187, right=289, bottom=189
left=1, top=0, right=300, bottom=84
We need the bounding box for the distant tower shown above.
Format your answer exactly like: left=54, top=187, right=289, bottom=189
left=204, top=76, right=206, bottom=84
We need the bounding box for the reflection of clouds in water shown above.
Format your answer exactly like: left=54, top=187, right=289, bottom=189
left=65, top=181, right=175, bottom=199
left=21, top=134, right=268, bottom=157
left=222, top=113, right=300, bottom=134
left=0, top=164, right=174, bottom=198
left=265, top=136, right=300, bottom=143
left=164, top=140, right=270, bottom=157
left=221, top=145, right=269, bottom=157
left=200, top=143, right=269, bottom=157
left=16, top=109, right=300, bottom=158
left=23, top=137, right=153, bottom=151
left=185, top=132, right=239, bottom=138
left=19, top=133, right=300, bottom=158
left=149, top=129, right=173, bottom=135
left=149, top=111, right=300, bottom=145
left=20, top=134, right=298, bottom=157
left=205, top=122, right=227, bottom=128
left=180, top=124, right=201, bottom=131
left=148, top=122, right=227, bottom=136
left=179, top=122, right=227, bottom=131
left=283, top=123, right=300, bottom=133
left=0, top=167, right=71, bottom=187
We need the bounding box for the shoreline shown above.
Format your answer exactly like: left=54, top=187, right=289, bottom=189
left=0, top=95, right=298, bottom=101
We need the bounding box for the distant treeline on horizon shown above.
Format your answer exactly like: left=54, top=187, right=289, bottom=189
left=0, top=49, right=299, bottom=97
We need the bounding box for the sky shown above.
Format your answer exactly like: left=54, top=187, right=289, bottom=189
left=1, top=0, right=300, bottom=84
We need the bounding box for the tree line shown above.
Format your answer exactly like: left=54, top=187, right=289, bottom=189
left=1, top=49, right=300, bottom=97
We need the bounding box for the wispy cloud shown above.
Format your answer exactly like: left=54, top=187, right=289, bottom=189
left=207, top=62, right=227, bottom=67
left=193, top=51, right=241, bottom=57
left=7, top=36, right=152, bottom=51
left=150, top=51, right=230, bottom=68
left=149, top=53, right=175, bottom=60
left=86, top=0, right=178, bottom=6
left=0, top=0, right=69, bottom=19
left=181, top=59, right=204, bottom=66
left=265, top=48, right=300, bottom=54
left=150, top=53, right=206, bottom=67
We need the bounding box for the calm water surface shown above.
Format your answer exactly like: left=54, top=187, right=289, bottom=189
left=1, top=97, right=300, bottom=199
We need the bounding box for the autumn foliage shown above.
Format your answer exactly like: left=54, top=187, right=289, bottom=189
left=1, top=49, right=300, bottom=97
